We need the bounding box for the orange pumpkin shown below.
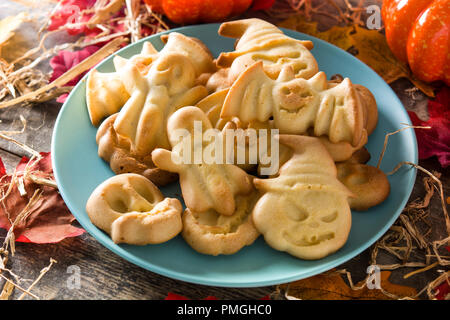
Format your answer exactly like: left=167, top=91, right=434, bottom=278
left=382, top=0, right=450, bottom=85
left=144, top=0, right=252, bottom=24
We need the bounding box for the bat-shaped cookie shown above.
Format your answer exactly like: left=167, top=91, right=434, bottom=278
left=221, top=61, right=367, bottom=147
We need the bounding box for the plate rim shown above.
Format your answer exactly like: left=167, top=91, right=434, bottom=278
left=52, top=23, right=418, bottom=288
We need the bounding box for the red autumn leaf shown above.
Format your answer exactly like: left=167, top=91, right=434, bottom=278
left=49, top=45, right=100, bottom=103
left=251, top=0, right=275, bottom=11
left=49, top=0, right=127, bottom=37
left=408, top=87, right=450, bottom=167
left=0, top=152, right=85, bottom=243
left=434, top=281, right=450, bottom=300
left=0, top=157, right=6, bottom=177
left=165, top=292, right=190, bottom=300
left=48, top=0, right=99, bottom=36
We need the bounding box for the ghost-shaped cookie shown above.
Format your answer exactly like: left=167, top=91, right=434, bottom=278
left=152, top=106, right=253, bottom=216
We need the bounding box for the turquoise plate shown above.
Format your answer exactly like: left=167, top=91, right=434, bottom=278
left=52, top=24, right=417, bottom=287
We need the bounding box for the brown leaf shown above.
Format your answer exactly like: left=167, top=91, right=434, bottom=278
left=0, top=12, right=27, bottom=56
left=278, top=16, right=435, bottom=97
left=0, top=282, right=15, bottom=300
left=282, top=269, right=417, bottom=300
left=0, top=153, right=85, bottom=244
left=280, top=17, right=353, bottom=50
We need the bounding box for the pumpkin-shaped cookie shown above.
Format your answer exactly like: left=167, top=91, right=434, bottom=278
left=252, top=135, right=353, bottom=260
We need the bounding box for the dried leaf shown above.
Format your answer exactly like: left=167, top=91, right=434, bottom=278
left=89, top=0, right=125, bottom=25
left=49, top=45, right=101, bottom=102
left=280, top=16, right=353, bottom=50
left=0, top=12, right=27, bottom=55
left=0, top=152, right=85, bottom=243
left=48, top=0, right=126, bottom=37
left=278, top=16, right=435, bottom=97
left=0, top=282, right=15, bottom=300
left=0, top=36, right=127, bottom=108
left=434, top=281, right=450, bottom=300
left=408, top=87, right=450, bottom=168
left=48, top=0, right=98, bottom=36
left=282, top=270, right=417, bottom=300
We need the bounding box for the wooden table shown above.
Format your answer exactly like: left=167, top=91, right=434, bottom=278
left=0, top=0, right=448, bottom=300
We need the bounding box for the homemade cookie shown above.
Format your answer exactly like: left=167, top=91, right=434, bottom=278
left=252, top=135, right=353, bottom=260
left=182, top=190, right=260, bottom=256
left=96, top=113, right=177, bottom=186
left=355, top=84, right=378, bottom=135
left=221, top=117, right=278, bottom=173
left=196, top=88, right=229, bottom=128
left=337, top=148, right=390, bottom=211
left=113, top=52, right=208, bottom=156
left=152, top=107, right=253, bottom=216
left=86, top=42, right=160, bottom=127
left=86, top=69, right=130, bottom=127
left=221, top=61, right=366, bottom=147
left=205, top=68, right=235, bottom=92
left=160, top=32, right=216, bottom=75
left=217, top=18, right=318, bottom=81
left=317, top=132, right=368, bottom=162
left=329, top=79, right=378, bottom=136
left=86, top=174, right=182, bottom=245
left=86, top=32, right=214, bottom=128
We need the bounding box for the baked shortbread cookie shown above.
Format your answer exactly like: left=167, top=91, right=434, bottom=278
left=86, top=32, right=215, bottom=127
left=96, top=113, right=178, bottom=186
left=182, top=190, right=260, bottom=256
left=216, top=18, right=318, bottom=83
left=354, top=84, right=378, bottom=136
left=317, top=132, right=368, bottom=162
left=252, top=135, right=353, bottom=260
left=196, top=88, right=229, bottom=128
left=86, top=69, right=130, bottom=126
left=86, top=174, right=182, bottom=245
left=205, top=68, right=234, bottom=92
left=86, top=42, right=159, bottom=127
left=221, top=61, right=367, bottom=147
left=329, top=79, right=378, bottom=136
left=197, top=90, right=278, bottom=172
left=152, top=106, right=253, bottom=216
left=113, top=52, right=208, bottom=156
left=337, top=148, right=390, bottom=211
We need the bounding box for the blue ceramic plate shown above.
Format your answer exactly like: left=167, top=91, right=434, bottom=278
left=52, top=24, right=417, bottom=287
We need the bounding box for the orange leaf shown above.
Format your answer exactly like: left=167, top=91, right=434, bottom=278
left=278, top=16, right=435, bottom=97
left=281, top=269, right=417, bottom=300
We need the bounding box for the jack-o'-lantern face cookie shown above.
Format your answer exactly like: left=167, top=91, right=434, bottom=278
left=86, top=174, right=182, bottom=245
left=252, top=135, right=353, bottom=260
